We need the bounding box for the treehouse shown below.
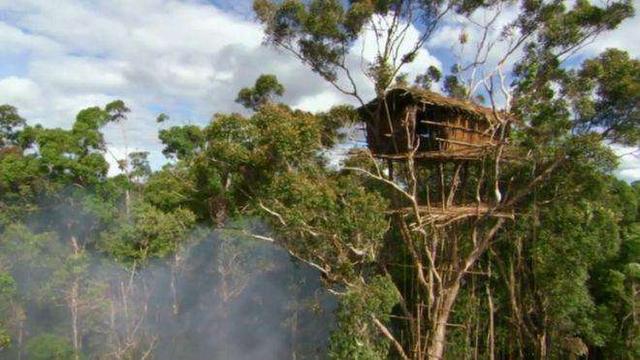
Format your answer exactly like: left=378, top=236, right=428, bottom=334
left=359, top=87, right=507, bottom=161
left=359, top=87, right=515, bottom=225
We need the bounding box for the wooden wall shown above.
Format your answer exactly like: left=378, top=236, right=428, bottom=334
left=366, top=102, right=495, bottom=156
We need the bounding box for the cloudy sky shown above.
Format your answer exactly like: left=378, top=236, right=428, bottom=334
left=1, top=0, right=639, bottom=179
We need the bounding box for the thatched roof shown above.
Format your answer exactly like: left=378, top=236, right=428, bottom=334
left=360, top=87, right=504, bottom=124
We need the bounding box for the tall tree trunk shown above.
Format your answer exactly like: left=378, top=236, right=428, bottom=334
left=125, top=189, right=131, bottom=217
left=69, top=233, right=81, bottom=360
left=428, top=282, right=461, bottom=360
left=537, top=331, right=547, bottom=360
left=70, top=280, right=80, bottom=360
left=486, top=274, right=496, bottom=360
left=170, top=253, right=181, bottom=316
left=291, top=303, right=298, bottom=360
left=17, top=312, right=24, bottom=360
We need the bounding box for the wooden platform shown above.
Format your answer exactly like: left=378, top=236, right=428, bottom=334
left=398, top=203, right=514, bottom=227
left=375, top=149, right=488, bottom=161
left=372, top=148, right=520, bottom=162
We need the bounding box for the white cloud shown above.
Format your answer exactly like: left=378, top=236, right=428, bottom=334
left=613, top=145, right=640, bottom=183
left=428, top=24, right=463, bottom=50
left=294, top=90, right=345, bottom=113
left=30, top=57, right=129, bottom=93
left=0, top=77, right=42, bottom=107
left=0, top=21, right=62, bottom=55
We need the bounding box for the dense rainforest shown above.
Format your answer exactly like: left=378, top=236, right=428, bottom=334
left=2, top=0, right=640, bottom=359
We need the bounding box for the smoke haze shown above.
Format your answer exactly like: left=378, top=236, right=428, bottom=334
left=0, top=224, right=336, bottom=360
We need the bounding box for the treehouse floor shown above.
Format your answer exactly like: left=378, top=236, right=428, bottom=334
left=398, top=203, right=514, bottom=227
left=373, top=148, right=520, bottom=162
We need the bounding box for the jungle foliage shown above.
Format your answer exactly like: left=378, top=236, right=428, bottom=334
left=1, top=0, right=640, bottom=359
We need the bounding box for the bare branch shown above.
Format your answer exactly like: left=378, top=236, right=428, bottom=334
left=372, top=314, right=411, bottom=360
left=344, top=166, right=415, bottom=202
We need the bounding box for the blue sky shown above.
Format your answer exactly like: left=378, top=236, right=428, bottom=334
left=1, top=0, right=639, bottom=179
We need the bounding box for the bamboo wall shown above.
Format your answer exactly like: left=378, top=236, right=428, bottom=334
left=366, top=103, right=495, bottom=157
